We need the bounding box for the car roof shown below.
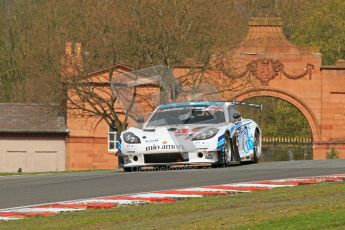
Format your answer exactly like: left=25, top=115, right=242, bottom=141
left=159, top=101, right=226, bottom=109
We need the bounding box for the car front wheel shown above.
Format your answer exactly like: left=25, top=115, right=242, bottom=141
left=224, top=133, right=232, bottom=166
left=253, top=131, right=261, bottom=163
left=123, top=166, right=141, bottom=172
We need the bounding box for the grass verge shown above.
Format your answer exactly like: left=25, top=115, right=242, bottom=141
left=1, top=182, right=345, bottom=230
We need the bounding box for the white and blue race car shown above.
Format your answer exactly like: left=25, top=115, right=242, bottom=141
left=118, top=101, right=262, bottom=171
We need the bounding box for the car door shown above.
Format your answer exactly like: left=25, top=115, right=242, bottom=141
left=227, top=106, right=244, bottom=155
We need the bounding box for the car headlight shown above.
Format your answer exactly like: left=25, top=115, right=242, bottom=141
left=123, top=132, right=141, bottom=144
left=192, top=128, right=219, bottom=140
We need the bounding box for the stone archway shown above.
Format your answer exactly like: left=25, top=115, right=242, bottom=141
left=210, top=16, right=345, bottom=160
left=232, top=87, right=321, bottom=144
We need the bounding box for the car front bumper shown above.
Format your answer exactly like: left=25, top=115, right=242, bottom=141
left=120, top=151, right=220, bottom=168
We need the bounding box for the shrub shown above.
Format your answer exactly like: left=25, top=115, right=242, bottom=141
left=326, top=148, right=339, bottom=159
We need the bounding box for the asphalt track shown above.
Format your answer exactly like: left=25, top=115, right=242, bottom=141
left=0, top=159, right=344, bottom=209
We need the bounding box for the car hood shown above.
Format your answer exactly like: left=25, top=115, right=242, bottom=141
left=123, top=123, right=227, bottom=140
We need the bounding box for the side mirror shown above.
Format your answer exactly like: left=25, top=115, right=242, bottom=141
left=137, top=116, right=145, bottom=123
left=233, top=113, right=241, bottom=120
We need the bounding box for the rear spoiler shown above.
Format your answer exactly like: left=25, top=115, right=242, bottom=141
left=232, top=101, right=263, bottom=111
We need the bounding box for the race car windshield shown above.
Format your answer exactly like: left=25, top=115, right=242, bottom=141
left=146, top=104, right=225, bottom=126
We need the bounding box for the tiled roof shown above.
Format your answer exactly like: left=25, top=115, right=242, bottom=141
left=0, top=104, right=67, bottom=133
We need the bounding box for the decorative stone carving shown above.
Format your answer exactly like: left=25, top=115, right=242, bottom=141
left=245, top=58, right=314, bottom=85
left=247, top=58, right=283, bottom=86
left=211, top=56, right=314, bottom=86
left=282, top=63, right=314, bottom=80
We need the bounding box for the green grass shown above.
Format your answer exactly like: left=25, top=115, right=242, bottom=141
left=1, top=182, right=345, bottom=230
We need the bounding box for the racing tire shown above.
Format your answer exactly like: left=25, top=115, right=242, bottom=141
left=230, top=135, right=241, bottom=163
left=211, top=164, right=220, bottom=168
left=253, top=131, right=260, bottom=163
left=123, top=167, right=132, bottom=172
left=123, top=166, right=141, bottom=172
left=224, top=133, right=232, bottom=167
